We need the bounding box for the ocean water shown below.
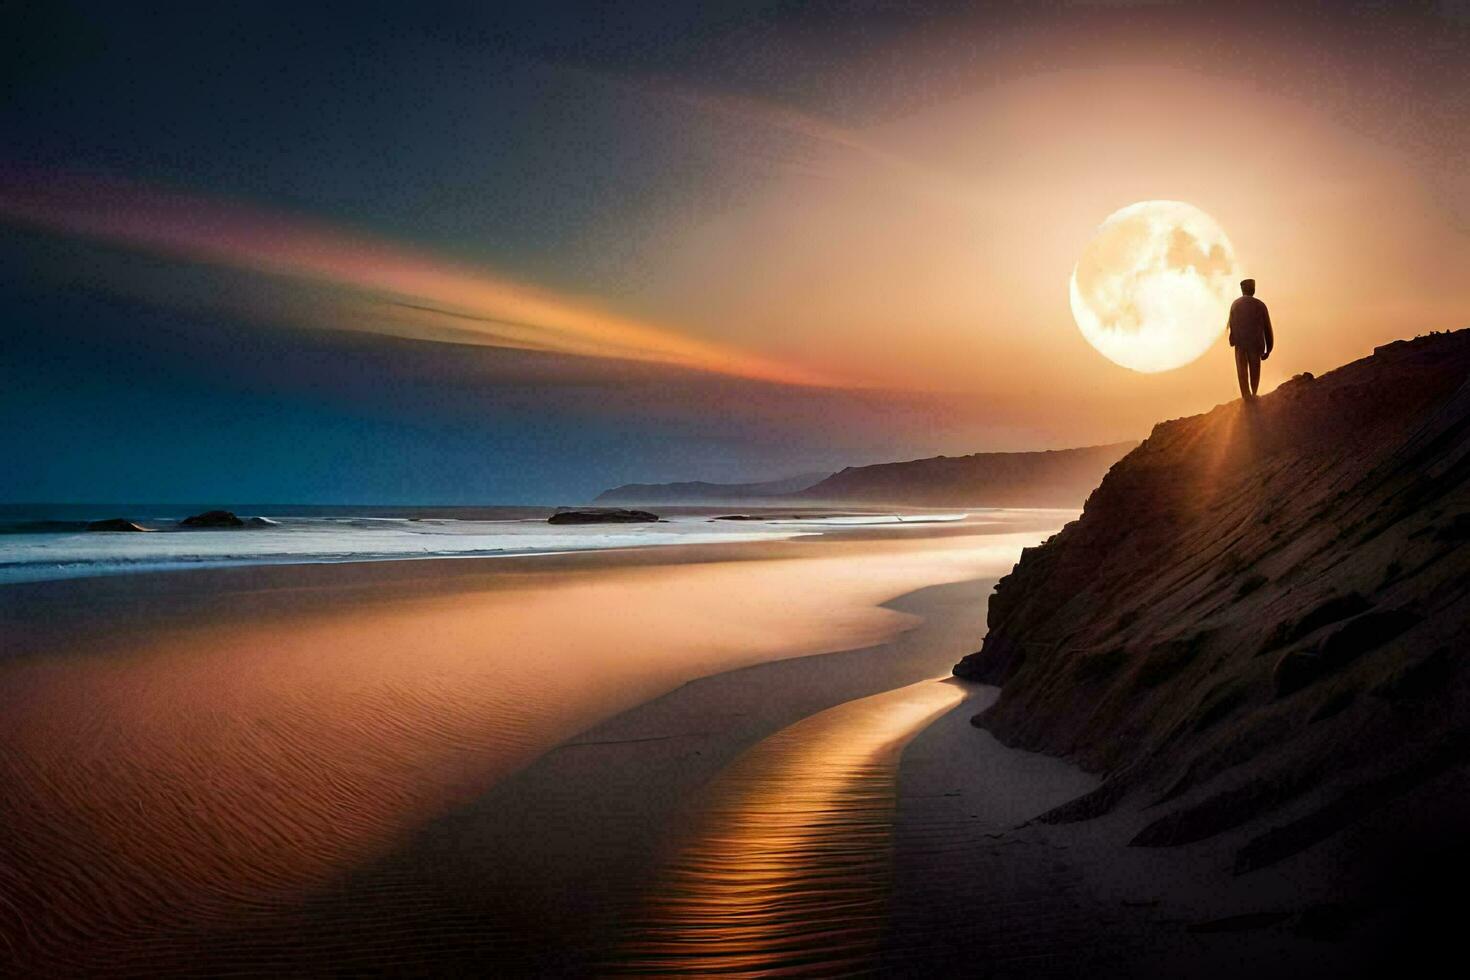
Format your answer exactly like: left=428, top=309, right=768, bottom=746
left=0, top=504, right=971, bottom=584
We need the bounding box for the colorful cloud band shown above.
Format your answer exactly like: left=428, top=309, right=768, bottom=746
left=0, top=171, right=836, bottom=387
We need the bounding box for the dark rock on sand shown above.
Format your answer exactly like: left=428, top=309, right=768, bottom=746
left=180, top=510, right=247, bottom=527
left=547, top=508, right=659, bottom=525
left=86, top=518, right=149, bottom=532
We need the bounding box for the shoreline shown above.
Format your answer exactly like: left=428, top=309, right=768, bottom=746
left=0, top=515, right=1069, bottom=651
left=0, top=507, right=1076, bottom=587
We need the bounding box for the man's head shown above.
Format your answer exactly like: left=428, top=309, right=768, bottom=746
left=1240, top=278, right=1256, bottom=296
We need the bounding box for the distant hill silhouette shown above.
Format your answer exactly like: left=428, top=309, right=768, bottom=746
left=594, top=443, right=1137, bottom=509
left=593, top=472, right=830, bottom=505
left=796, top=443, right=1136, bottom=508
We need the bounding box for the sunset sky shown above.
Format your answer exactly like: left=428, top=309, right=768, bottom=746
left=4, top=1, right=1468, bottom=503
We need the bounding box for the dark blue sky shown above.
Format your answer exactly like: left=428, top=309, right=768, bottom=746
left=0, top=248, right=952, bottom=503
left=0, top=2, right=944, bottom=502
left=4, top=2, right=1467, bottom=503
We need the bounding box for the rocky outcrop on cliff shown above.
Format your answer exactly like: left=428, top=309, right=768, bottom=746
left=799, top=442, right=1136, bottom=508
left=955, top=330, right=1470, bottom=867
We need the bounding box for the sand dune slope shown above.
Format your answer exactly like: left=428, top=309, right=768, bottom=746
left=955, top=330, right=1470, bottom=891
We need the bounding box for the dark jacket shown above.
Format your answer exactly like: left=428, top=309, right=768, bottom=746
left=1228, top=296, right=1274, bottom=357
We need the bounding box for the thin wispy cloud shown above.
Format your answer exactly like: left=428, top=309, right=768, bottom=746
left=0, top=170, right=838, bottom=388
left=613, top=73, right=989, bottom=212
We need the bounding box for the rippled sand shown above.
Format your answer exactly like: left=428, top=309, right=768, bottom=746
left=613, top=678, right=966, bottom=975
left=0, top=525, right=1055, bottom=973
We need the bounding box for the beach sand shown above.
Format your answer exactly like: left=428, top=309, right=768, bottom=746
left=3, top=511, right=1393, bottom=976
left=0, top=520, right=1060, bottom=974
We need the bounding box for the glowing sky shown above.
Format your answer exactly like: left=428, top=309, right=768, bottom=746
left=3, top=2, right=1468, bottom=502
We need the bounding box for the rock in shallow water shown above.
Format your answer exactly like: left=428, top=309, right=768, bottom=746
left=86, top=518, right=149, bottom=532
left=547, top=508, right=660, bottom=525
left=179, top=510, right=247, bottom=528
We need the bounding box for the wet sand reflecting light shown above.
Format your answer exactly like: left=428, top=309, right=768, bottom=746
left=615, top=678, right=966, bottom=975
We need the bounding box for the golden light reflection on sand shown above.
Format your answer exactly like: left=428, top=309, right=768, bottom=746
left=615, top=677, right=966, bottom=975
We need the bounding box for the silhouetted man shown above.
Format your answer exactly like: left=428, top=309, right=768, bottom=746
left=1228, top=278, right=1274, bottom=400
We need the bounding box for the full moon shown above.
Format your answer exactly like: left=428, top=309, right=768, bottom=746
left=1069, top=200, right=1239, bottom=373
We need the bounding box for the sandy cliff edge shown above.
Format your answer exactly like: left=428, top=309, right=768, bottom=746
left=954, top=330, right=1470, bottom=873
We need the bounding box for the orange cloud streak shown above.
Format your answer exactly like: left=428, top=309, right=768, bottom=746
left=0, top=172, right=837, bottom=387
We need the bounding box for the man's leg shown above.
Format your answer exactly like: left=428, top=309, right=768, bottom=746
left=1249, top=353, right=1261, bottom=396
left=1235, top=347, right=1252, bottom=400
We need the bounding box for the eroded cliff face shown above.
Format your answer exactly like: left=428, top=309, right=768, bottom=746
left=956, top=330, right=1470, bottom=861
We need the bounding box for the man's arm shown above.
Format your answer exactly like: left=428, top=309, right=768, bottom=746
left=1262, top=303, right=1274, bottom=357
